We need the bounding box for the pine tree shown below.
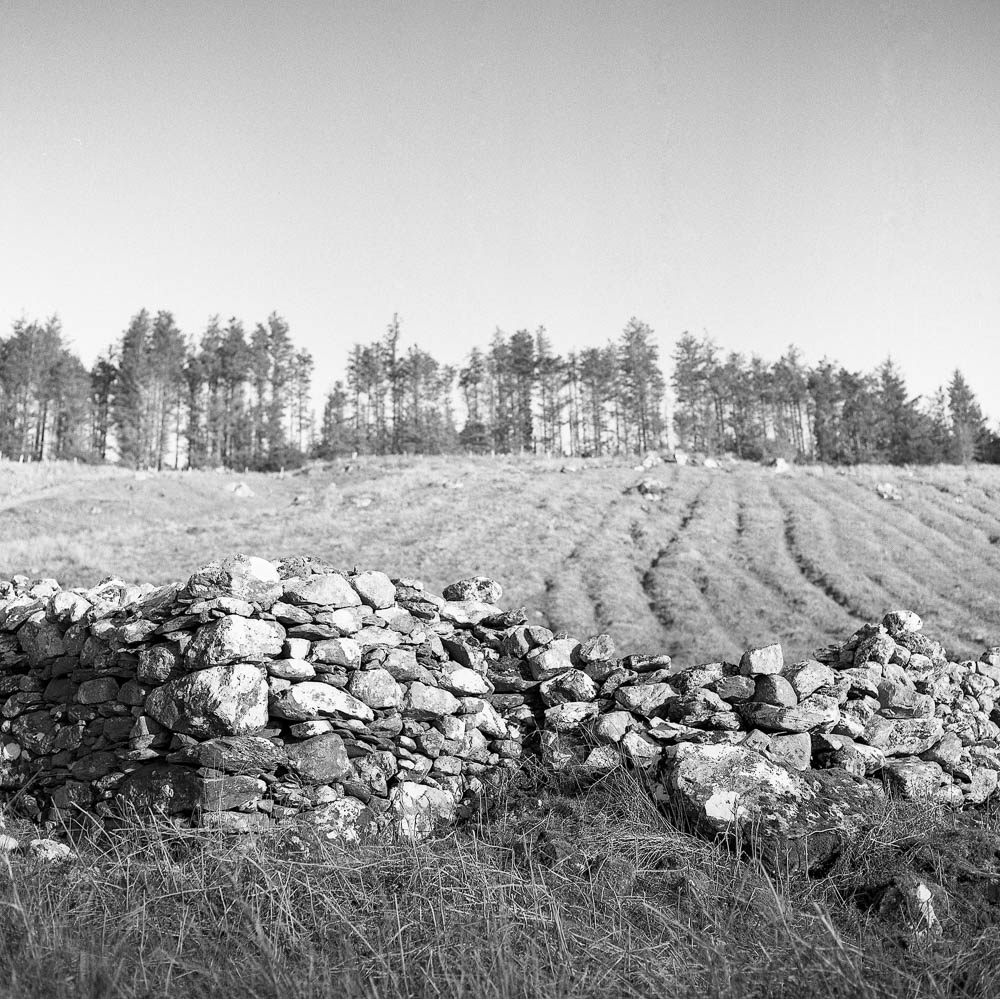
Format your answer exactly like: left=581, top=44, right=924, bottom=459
left=948, top=370, right=987, bottom=464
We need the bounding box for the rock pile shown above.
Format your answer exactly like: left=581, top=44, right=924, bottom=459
left=533, top=609, right=1000, bottom=808
left=1, top=555, right=998, bottom=847
left=0, top=556, right=524, bottom=839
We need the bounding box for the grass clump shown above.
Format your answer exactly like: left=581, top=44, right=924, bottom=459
left=1, top=771, right=999, bottom=998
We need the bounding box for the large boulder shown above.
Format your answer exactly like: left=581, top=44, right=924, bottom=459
left=145, top=664, right=268, bottom=738
left=654, top=742, right=881, bottom=872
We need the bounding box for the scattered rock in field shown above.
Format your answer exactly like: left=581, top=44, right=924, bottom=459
left=228, top=482, right=255, bottom=498
left=876, top=876, right=941, bottom=940
left=626, top=477, right=667, bottom=501
left=28, top=839, right=76, bottom=863
left=876, top=482, right=901, bottom=501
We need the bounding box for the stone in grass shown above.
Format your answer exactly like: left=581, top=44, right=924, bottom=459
left=655, top=741, right=881, bottom=873
left=739, top=644, right=783, bottom=677
left=543, top=701, right=600, bottom=732
left=879, top=757, right=948, bottom=800
left=305, top=797, right=373, bottom=843
left=389, top=781, right=457, bottom=839
left=145, top=664, right=268, bottom=738
left=29, top=840, right=76, bottom=863
left=961, top=767, right=999, bottom=805
left=442, top=577, right=503, bottom=604
left=586, top=710, right=634, bottom=745
left=584, top=745, right=623, bottom=771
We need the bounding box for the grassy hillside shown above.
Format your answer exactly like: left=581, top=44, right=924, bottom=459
left=4, top=455, right=1000, bottom=998
left=4, top=455, right=1000, bottom=664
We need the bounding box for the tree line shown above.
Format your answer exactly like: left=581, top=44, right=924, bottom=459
left=319, top=315, right=665, bottom=459
left=0, top=312, right=995, bottom=468
left=671, top=333, right=996, bottom=464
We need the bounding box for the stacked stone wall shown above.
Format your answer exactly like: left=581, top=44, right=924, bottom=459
left=1, top=553, right=998, bottom=840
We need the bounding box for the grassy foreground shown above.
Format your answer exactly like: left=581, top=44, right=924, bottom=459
left=1, top=769, right=999, bottom=999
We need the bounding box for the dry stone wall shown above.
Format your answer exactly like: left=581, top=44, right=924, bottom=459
left=1, top=553, right=999, bottom=842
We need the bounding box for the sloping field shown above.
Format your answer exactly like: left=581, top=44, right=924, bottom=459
left=3, top=456, right=1000, bottom=665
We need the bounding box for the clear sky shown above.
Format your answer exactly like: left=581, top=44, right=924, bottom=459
left=2, top=1, right=998, bottom=416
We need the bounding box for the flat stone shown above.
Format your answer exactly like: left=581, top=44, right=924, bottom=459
left=267, top=658, right=315, bottom=681
left=442, top=577, right=503, bottom=603
left=182, top=554, right=282, bottom=608
left=854, top=632, right=896, bottom=666
left=714, top=675, right=756, bottom=703
left=283, top=573, right=362, bottom=609
left=186, top=617, right=285, bottom=668
left=737, top=693, right=840, bottom=733
left=269, top=681, right=374, bottom=722
left=183, top=735, right=286, bottom=773
left=813, top=733, right=886, bottom=776
left=877, top=679, right=935, bottom=719
left=439, top=666, right=494, bottom=697
left=75, top=677, right=120, bottom=704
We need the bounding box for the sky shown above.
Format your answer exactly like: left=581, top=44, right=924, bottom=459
left=2, top=0, right=998, bottom=417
